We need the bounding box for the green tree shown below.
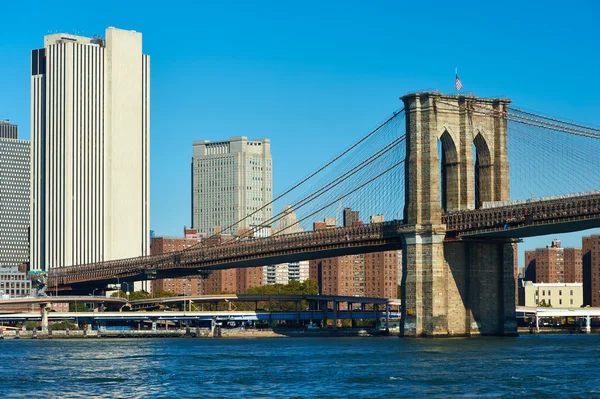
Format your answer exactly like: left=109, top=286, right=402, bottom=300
left=152, top=290, right=179, bottom=299
left=69, top=303, right=90, bottom=312
left=245, top=279, right=319, bottom=295
left=110, top=290, right=177, bottom=300
left=128, top=291, right=151, bottom=301
left=538, top=300, right=552, bottom=308
left=24, top=321, right=38, bottom=331
left=243, top=280, right=319, bottom=311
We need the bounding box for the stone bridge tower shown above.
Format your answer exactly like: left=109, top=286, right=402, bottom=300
left=400, top=92, right=517, bottom=337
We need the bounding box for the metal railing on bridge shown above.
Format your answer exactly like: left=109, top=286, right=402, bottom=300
left=443, top=191, right=600, bottom=236
left=48, top=220, right=405, bottom=289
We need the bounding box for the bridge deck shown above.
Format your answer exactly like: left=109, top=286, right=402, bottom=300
left=45, top=192, right=600, bottom=291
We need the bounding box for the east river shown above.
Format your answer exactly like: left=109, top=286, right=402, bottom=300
left=1, top=335, right=600, bottom=398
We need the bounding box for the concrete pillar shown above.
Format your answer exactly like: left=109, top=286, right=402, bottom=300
left=151, top=320, right=157, bottom=332
left=40, top=303, right=51, bottom=332
left=468, top=241, right=517, bottom=336
left=501, top=242, right=518, bottom=335
left=401, top=230, right=448, bottom=336
left=385, top=304, right=390, bottom=330
left=401, top=224, right=517, bottom=337
left=332, top=300, right=337, bottom=331
left=586, top=315, right=591, bottom=334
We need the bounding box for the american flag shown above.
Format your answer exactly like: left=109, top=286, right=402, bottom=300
left=455, top=74, right=462, bottom=91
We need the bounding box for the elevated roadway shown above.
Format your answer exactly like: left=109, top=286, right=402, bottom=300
left=0, top=296, right=127, bottom=307
left=0, top=310, right=398, bottom=323
left=44, top=191, right=600, bottom=292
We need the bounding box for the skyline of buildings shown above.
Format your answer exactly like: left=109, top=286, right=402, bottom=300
left=523, top=236, right=600, bottom=307
left=0, top=26, right=597, bottom=304
left=30, top=28, right=150, bottom=272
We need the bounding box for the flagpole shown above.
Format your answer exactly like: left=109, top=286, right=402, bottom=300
left=455, top=67, right=462, bottom=94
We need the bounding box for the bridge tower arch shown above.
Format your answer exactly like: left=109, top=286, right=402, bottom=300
left=439, top=129, right=459, bottom=212
left=473, top=132, right=492, bottom=208
left=400, top=92, right=516, bottom=337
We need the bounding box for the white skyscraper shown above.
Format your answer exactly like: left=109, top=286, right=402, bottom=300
left=30, top=27, right=150, bottom=271
left=191, top=136, right=272, bottom=235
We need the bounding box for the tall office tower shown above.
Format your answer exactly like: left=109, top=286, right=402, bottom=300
left=583, top=235, right=600, bottom=306
left=191, top=136, right=272, bottom=235
left=0, top=120, right=18, bottom=139
left=0, top=128, right=30, bottom=270
left=30, top=27, right=150, bottom=271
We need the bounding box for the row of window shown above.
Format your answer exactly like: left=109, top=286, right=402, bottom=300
left=537, top=289, right=575, bottom=296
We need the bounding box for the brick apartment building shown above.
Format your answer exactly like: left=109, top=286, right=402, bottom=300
left=583, top=235, right=600, bottom=306
left=309, top=211, right=401, bottom=299
left=150, top=229, right=204, bottom=295
left=524, top=239, right=582, bottom=284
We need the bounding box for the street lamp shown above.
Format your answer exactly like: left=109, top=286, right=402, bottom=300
left=115, top=276, right=120, bottom=298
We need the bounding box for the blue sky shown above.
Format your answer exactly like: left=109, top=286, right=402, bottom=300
left=1, top=0, right=599, bottom=266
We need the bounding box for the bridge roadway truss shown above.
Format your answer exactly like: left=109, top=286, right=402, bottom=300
left=47, top=191, right=600, bottom=293
left=48, top=221, right=407, bottom=292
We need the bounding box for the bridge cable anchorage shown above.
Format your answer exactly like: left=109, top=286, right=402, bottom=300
left=191, top=108, right=406, bottom=247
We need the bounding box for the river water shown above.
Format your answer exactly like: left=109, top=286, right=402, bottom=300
left=1, top=335, right=599, bottom=398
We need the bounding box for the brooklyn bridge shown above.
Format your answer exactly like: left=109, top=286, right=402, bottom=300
left=44, top=92, right=600, bottom=337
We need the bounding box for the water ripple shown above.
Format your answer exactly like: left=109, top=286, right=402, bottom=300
left=1, top=336, right=600, bottom=398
